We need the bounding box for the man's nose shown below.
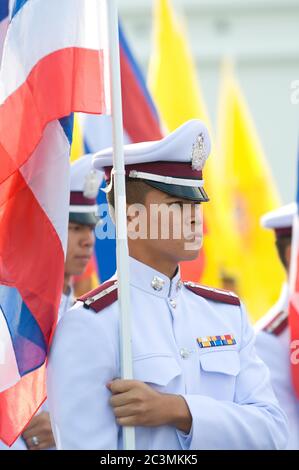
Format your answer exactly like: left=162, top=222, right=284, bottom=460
left=189, top=203, right=202, bottom=224
left=81, top=228, right=95, bottom=247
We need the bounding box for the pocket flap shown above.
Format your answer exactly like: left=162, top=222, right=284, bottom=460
left=133, top=354, right=181, bottom=386
left=200, top=350, right=240, bottom=376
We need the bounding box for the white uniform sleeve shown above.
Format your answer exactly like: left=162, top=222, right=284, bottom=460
left=47, top=304, right=119, bottom=450
left=255, top=330, right=299, bottom=449
left=178, top=303, right=288, bottom=450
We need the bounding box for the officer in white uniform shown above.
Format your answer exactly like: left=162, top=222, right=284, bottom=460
left=0, top=154, right=102, bottom=451
left=255, top=203, right=299, bottom=449
left=47, top=120, right=288, bottom=450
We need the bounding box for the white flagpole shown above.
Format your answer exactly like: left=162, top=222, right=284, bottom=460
left=106, top=0, right=136, bottom=450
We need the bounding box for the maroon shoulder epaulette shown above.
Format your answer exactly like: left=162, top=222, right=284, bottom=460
left=77, top=280, right=118, bottom=313
left=184, top=281, right=240, bottom=306
left=262, top=310, right=288, bottom=336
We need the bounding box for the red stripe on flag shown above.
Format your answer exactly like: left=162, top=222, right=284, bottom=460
left=0, top=365, right=46, bottom=446
left=120, top=49, right=162, bottom=143
left=0, top=170, right=64, bottom=343
left=0, top=47, right=105, bottom=184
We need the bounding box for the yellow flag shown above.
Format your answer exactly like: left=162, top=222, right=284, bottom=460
left=148, top=0, right=225, bottom=286
left=70, top=114, right=84, bottom=162
left=217, top=62, right=285, bottom=320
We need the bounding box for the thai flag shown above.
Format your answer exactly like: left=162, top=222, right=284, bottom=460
left=81, top=23, right=163, bottom=282
left=0, top=0, right=108, bottom=445
left=289, top=143, right=299, bottom=399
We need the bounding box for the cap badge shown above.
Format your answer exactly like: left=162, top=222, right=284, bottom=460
left=151, top=276, right=165, bottom=292
left=83, top=170, right=99, bottom=199
left=191, top=133, right=206, bottom=171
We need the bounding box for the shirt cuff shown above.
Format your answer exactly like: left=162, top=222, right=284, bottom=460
left=176, top=423, right=194, bottom=450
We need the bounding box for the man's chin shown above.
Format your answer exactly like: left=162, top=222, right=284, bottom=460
left=73, top=260, right=90, bottom=275
left=181, top=244, right=202, bottom=261
left=183, top=237, right=202, bottom=253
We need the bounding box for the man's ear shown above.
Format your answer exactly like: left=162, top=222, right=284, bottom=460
left=126, top=203, right=141, bottom=223
left=126, top=203, right=148, bottom=240
left=126, top=203, right=134, bottom=223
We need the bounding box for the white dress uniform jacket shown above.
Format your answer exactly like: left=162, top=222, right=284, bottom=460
left=0, top=290, right=74, bottom=451
left=47, top=258, right=288, bottom=450
left=255, top=283, right=299, bottom=449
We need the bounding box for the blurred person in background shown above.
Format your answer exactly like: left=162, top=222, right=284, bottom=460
left=255, top=203, right=299, bottom=449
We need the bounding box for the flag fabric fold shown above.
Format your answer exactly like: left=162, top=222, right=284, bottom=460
left=0, top=0, right=107, bottom=445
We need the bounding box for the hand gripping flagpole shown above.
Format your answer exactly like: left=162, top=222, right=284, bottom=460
left=107, top=0, right=136, bottom=450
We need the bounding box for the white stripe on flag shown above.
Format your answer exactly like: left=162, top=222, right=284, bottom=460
left=20, top=121, right=70, bottom=255
left=0, top=0, right=109, bottom=105
left=79, top=114, right=131, bottom=154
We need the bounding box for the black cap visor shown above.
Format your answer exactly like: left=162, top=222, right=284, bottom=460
left=69, top=212, right=98, bottom=227
left=143, top=180, right=209, bottom=202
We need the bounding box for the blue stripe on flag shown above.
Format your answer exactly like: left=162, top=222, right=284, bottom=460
left=0, top=285, right=47, bottom=376
left=95, top=180, right=117, bottom=282
left=59, top=114, right=74, bottom=145
left=0, top=0, right=9, bottom=22
left=84, top=139, right=116, bottom=282
left=119, top=23, right=159, bottom=120
left=12, top=0, right=29, bottom=18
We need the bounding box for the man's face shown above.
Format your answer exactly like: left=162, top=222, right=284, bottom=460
left=127, top=187, right=203, bottom=264
left=64, top=222, right=95, bottom=277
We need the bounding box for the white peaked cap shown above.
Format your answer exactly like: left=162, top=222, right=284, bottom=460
left=92, top=120, right=211, bottom=202
left=261, top=202, right=296, bottom=234
left=69, top=154, right=103, bottom=225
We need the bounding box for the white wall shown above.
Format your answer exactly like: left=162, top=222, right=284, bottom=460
left=118, top=0, right=299, bottom=203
